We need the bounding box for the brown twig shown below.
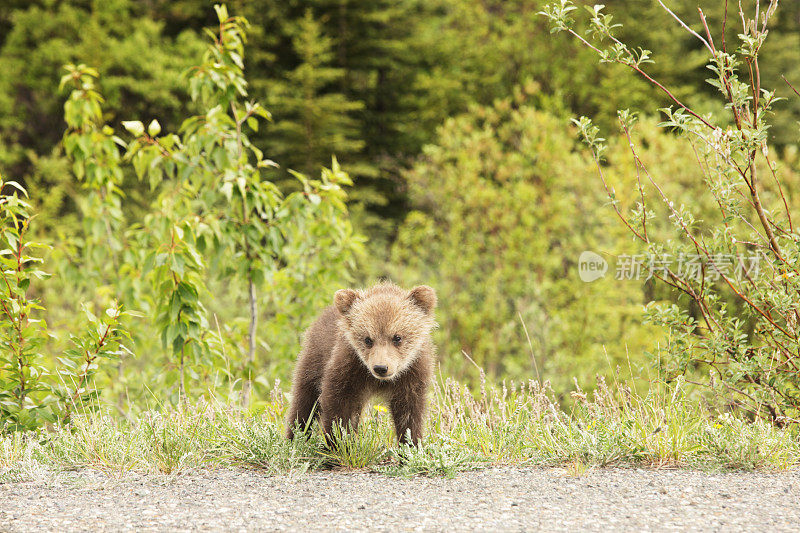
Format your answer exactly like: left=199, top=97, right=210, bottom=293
left=563, top=28, right=715, bottom=130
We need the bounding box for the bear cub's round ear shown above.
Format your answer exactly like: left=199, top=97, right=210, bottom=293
left=334, top=289, right=359, bottom=315
left=408, top=285, right=437, bottom=315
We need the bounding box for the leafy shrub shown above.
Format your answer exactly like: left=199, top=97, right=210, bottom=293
left=0, top=178, right=130, bottom=432
left=544, top=1, right=800, bottom=424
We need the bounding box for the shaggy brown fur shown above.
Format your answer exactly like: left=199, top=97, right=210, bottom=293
left=285, top=282, right=437, bottom=445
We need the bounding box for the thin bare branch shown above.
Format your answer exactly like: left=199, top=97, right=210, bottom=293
left=657, top=1, right=713, bottom=53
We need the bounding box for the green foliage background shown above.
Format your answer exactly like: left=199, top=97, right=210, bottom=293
left=2, top=0, right=800, bottom=422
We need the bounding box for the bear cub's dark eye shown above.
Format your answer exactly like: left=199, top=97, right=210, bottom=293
left=364, top=336, right=373, bottom=348
left=392, top=335, right=402, bottom=346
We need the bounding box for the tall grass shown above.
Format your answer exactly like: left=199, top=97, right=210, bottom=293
left=2, top=375, right=798, bottom=482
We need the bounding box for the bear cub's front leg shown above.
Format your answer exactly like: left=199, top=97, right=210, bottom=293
left=318, top=351, right=370, bottom=446
left=390, top=379, right=429, bottom=446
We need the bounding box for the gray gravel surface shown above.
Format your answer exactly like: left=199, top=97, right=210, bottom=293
left=1, top=467, right=798, bottom=532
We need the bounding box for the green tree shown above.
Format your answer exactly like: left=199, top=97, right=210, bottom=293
left=404, top=1, right=654, bottom=150
left=265, top=9, right=366, bottom=181
left=59, top=64, right=127, bottom=290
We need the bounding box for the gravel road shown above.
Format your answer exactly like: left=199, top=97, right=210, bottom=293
left=1, top=467, right=798, bottom=532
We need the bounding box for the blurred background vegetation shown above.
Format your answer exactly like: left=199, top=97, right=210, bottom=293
left=2, top=0, right=800, bottom=420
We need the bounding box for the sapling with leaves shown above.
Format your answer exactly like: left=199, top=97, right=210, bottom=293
left=0, top=178, right=130, bottom=432
left=54, top=302, right=131, bottom=424
left=124, top=5, right=359, bottom=407
left=59, top=64, right=126, bottom=284
left=542, top=1, right=800, bottom=424
left=58, top=64, right=140, bottom=409
left=0, top=179, right=51, bottom=431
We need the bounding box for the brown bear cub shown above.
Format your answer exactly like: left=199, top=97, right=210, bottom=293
left=285, top=282, right=437, bottom=446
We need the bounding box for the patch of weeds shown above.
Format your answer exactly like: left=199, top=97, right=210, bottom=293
left=140, top=411, right=200, bottom=474
left=217, top=415, right=325, bottom=474
left=321, top=418, right=389, bottom=469
left=43, top=415, right=142, bottom=476
left=0, top=431, right=27, bottom=471
left=382, top=439, right=475, bottom=478
left=694, top=414, right=799, bottom=471
left=0, top=432, right=33, bottom=482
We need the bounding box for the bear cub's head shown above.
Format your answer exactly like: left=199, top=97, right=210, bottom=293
left=334, top=282, right=437, bottom=381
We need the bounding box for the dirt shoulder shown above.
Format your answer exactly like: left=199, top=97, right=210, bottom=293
left=1, top=467, right=798, bottom=531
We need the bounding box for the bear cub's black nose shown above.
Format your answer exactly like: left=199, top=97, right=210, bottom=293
left=373, top=365, right=388, bottom=376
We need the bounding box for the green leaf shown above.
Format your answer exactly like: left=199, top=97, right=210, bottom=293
left=148, top=119, right=162, bottom=137
left=3, top=181, right=29, bottom=197
left=214, top=4, right=229, bottom=23
left=122, top=120, right=145, bottom=137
